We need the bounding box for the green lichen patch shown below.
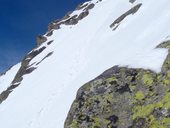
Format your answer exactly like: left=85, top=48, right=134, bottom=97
left=156, top=40, right=170, bottom=49
left=142, top=73, right=154, bottom=86
left=135, top=91, right=145, bottom=100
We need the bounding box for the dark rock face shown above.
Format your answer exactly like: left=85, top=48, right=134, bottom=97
left=36, top=2, right=97, bottom=47
left=36, top=2, right=96, bottom=47
left=78, top=11, right=89, bottom=21
left=47, top=3, right=95, bottom=32
left=46, top=30, right=53, bottom=37
left=65, top=41, right=170, bottom=128
left=36, top=51, right=53, bottom=66
left=11, top=46, right=46, bottom=84
left=129, top=0, right=136, bottom=4
left=47, top=40, right=53, bottom=45
left=0, top=46, right=47, bottom=103
left=37, top=35, right=47, bottom=46
left=110, top=3, right=142, bottom=30
left=76, top=3, right=88, bottom=10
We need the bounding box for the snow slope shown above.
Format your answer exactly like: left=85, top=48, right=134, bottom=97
left=0, top=63, right=20, bottom=93
left=0, top=0, right=170, bottom=127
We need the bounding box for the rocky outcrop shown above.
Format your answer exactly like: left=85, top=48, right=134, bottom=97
left=110, top=3, right=142, bottom=30
left=47, top=3, right=95, bottom=32
left=76, top=3, right=89, bottom=10
left=129, top=0, right=136, bottom=4
left=36, top=2, right=95, bottom=47
left=37, top=35, right=47, bottom=46
left=65, top=40, right=170, bottom=128
left=35, top=0, right=106, bottom=47
left=36, top=51, right=53, bottom=66
left=0, top=46, right=47, bottom=103
left=0, top=0, right=98, bottom=103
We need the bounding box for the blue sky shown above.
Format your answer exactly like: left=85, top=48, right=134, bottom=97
left=0, top=0, right=87, bottom=73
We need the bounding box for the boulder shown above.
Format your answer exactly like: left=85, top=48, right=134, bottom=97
left=65, top=41, right=170, bottom=128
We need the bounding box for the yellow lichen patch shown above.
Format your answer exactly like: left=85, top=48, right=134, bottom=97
left=85, top=95, right=100, bottom=106
left=149, top=117, right=170, bottom=128
left=160, top=92, right=170, bottom=109
left=162, top=55, right=170, bottom=71
left=102, top=93, right=113, bottom=104
left=142, top=73, right=154, bottom=86
left=147, top=114, right=170, bottom=128
left=149, top=115, right=159, bottom=128
left=157, top=41, right=170, bottom=49
left=65, top=40, right=170, bottom=128
left=155, top=102, right=164, bottom=108
left=157, top=74, right=161, bottom=80
left=132, top=93, right=170, bottom=120
left=159, top=126, right=167, bottom=128
left=162, top=118, right=170, bottom=126
left=129, top=84, right=136, bottom=91
left=132, top=91, right=170, bottom=127
left=106, top=76, right=117, bottom=83
left=70, top=120, right=79, bottom=128
left=91, top=117, right=101, bottom=128
left=167, top=72, right=170, bottom=78
left=162, top=92, right=170, bottom=103
left=132, top=104, right=155, bottom=119
left=135, top=91, right=145, bottom=100
left=163, top=79, right=170, bottom=85
left=133, top=102, right=164, bottom=119
left=164, top=102, right=170, bottom=108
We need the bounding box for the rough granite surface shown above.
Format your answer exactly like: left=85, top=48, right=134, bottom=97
left=65, top=40, right=170, bottom=128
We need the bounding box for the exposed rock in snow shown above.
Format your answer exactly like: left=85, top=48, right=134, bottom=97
left=37, top=35, right=47, bottom=46
left=65, top=40, right=170, bottom=128
left=110, top=3, right=142, bottom=30
left=47, top=3, right=95, bottom=32
left=129, top=0, right=136, bottom=4
left=0, top=0, right=170, bottom=128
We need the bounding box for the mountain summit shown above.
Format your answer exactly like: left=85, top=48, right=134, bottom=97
left=0, top=0, right=170, bottom=127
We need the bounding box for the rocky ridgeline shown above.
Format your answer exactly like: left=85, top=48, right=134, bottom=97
left=37, top=1, right=97, bottom=47
left=0, top=42, right=53, bottom=103
left=129, top=0, right=136, bottom=4
left=110, top=3, right=142, bottom=30
left=36, top=0, right=139, bottom=46
left=0, top=0, right=103, bottom=104
left=64, top=40, right=170, bottom=128
left=0, top=47, right=45, bottom=103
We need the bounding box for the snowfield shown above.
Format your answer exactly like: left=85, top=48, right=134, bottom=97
left=0, top=0, right=170, bottom=127
left=0, top=63, right=21, bottom=93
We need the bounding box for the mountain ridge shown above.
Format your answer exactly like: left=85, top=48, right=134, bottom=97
left=65, top=40, right=170, bottom=128
left=0, top=0, right=170, bottom=127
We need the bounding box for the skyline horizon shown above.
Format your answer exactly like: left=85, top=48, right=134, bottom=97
left=0, top=0, right=87, bottom=73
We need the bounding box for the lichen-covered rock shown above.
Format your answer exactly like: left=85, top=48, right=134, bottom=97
left=65, top=41, right=170, bottom=128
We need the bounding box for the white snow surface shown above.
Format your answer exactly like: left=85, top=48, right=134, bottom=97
left=0, top=63, right=20, bottom=93
left=0, top=0, right=170, bottom=128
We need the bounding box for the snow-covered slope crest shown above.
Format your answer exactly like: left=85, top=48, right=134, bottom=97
left=0, top=64, right=20, bottom=102
left=0, top=0, right=170, bottom=128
